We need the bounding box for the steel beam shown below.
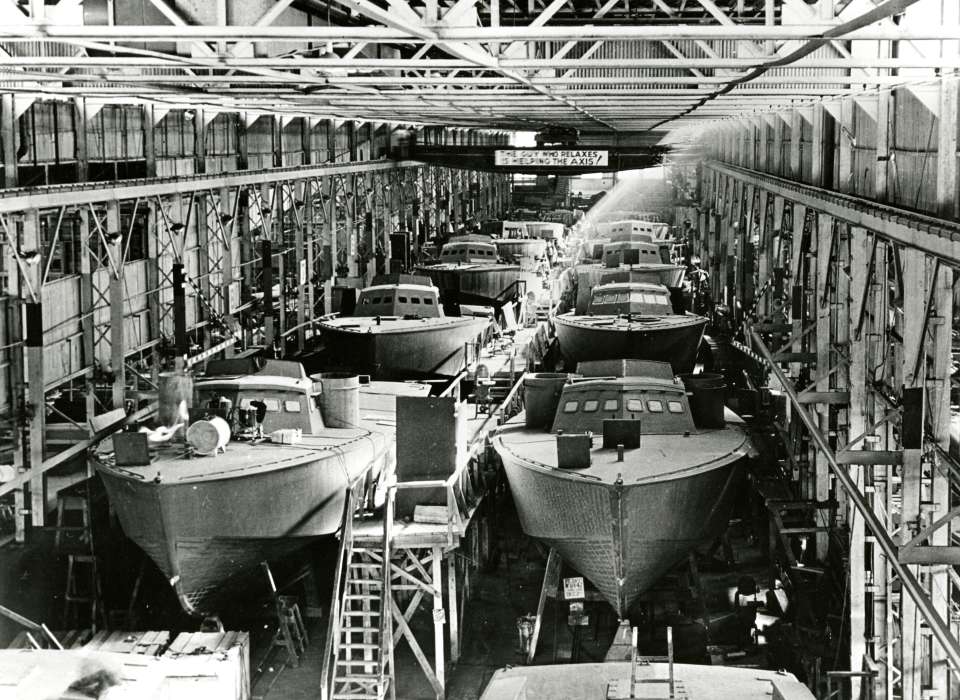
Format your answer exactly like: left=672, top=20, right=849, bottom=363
left=705, top=161, right=960, bottom=264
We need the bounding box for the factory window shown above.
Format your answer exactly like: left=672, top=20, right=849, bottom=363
left=582, top=400, right=599, bottom=412
left=647, top=400, right=664, bottom=413
left=626, top=399, right=644, bottom=412
left=284, top=400, right=302, bottom=413
left=563, top=400, right=578, bottom=413
left=667, top=401, right=684, bottom=414
left=398, top=296, right=408, bottom=303
left=603, top=399, right=618, bottom=411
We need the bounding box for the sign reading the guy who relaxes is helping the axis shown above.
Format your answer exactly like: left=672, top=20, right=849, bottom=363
left=494, top=150, right=609, bottom=168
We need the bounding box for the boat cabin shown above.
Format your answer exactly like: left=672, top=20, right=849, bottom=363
left=352, top=283, right=443, bottom=318
left=602, top=241, right=665, bottom=267
left=587, top=282, right=674, bottom=316
left=525, top=222, right=565, bottom=240
left=194, top=361, right=325, bottom=435
left=607, top=220, right=670, bottom=242
left=440, top=239, right=500, bottom=264
left=481, top=220, right=527, bottom=239
left=551, top=375, right=695, bottom=436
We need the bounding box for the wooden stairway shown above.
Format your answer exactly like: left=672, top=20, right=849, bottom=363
left=331, top=545, right=391, bottom=700
left=322, top=488, right=395, bottom=700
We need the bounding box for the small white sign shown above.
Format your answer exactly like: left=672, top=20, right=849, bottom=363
left=563, top=576, right=585, bottom=600
left=494, top=150, right=609, bottom=168
left=299, top=259, right=307, bottom=285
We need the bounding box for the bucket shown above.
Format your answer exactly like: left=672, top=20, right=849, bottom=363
left=524, top=373, right=572, bottom=429
left=186, top=416, right=230, bottom=455
left=314, top=372, right=360, bottom=428
left=678, top=372, right=726, bottom=429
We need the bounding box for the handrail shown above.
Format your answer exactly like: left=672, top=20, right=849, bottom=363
left=750, top=328, right=960, bottom=679
left=492, top=278, right=528, bottom=304
left=380, top=482, right=395, bottom=698
left=320, top=487, right=356, bottom=700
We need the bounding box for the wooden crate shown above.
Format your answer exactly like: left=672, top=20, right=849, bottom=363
left=83, top=630, right=171, bottom=655
left=161, top=631, right=251, bottom=700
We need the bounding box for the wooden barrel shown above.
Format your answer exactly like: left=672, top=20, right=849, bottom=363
left=187, top=416, right=231, bottom=455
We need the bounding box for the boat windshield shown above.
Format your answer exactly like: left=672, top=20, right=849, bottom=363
left=551, top=380, right=695, bottom=436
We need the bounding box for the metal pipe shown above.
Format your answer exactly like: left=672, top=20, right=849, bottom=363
left=750, top=328, right=960, bottom=678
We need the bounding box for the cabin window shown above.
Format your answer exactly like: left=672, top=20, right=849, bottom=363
left=626, top=399, right=644, bottom=412
left=667, top=401, right=684, bottom=414
left=371, top=297, right=382, bottom=304
left=468, top=249, right=476, bottom=254
left=563, top=400, right=579, bottom=413
left=423, top=298, right=434, bottom=305
left=642, top=294, right=661, bottom=304
left=582, top=400, right=599, bottom=412
left=240, top=397, right=280, bottom=412
left=284, top=400, right=302, bottom=413
left=647, top=400, right=664, bottom=413
left=361, top=297, right=371, bottom=304
left=411, top=297, right=421, bottom=304
left=398, top=296, right=408, bottom=303
left=603, top=399, right=619, bottom=411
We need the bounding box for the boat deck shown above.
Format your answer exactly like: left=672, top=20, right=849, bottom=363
left=480, top=662, right=814, bottom=700
left=495, top=410, right=751, bottom=485
left=94, top=382, right=432, bottom=484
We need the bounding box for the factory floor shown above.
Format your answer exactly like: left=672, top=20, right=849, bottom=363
left=0, top=481, right=786, bottom=700
left=255, top=498, right=781, bottom=700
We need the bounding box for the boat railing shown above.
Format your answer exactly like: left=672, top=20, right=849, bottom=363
left=319, top=487, right=356, bottom=700
left=379, top=480, right=395, bottom=698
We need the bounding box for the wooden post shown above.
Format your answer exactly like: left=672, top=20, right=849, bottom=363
left=22, top=210, right=45, bottom=526
left=106, top=201, right=125, bottom=409
left=814, top=212, right=833, bottom=557
left=789, top=110, right=802, bottom=181
left=431, top=545, right=445, bottom=699
left=936, top=77, right=959, bottom=219
left=447, top=553, right=459, bottom=664
left=875, top=90, right=890, bottom=203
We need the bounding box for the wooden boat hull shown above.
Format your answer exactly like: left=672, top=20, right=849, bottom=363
left=312, top=316, right=488, bottom=379
left=96, top=433, right=390, bottom=614
left=498, top=448, right=743, bottom=616
left=554, top=313, right=706, bottom=374
left=414, top=264, right=541, bottom=307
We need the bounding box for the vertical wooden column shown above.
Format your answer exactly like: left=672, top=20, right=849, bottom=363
left=196, top=195, right=212, bottom=350
left=219, top=185, right=237, bottom=355
left=322, top=176, right=335, bottom=315
left=838, top=100, right=854, bottom=194
left=927, top=255, right=952, bottom=698
left=875, top=90, right=890, bottom=202
left=813, top=213, right=833, bottom=557
left=846, top=226, right=869, bottom=696
left=788, top=204, right=806, bottom=380
left=447, top=553, right=459, bottom=664
left=771, top=115, right=783, bottom=176
left=76, top=98, right=90, bottom=181
left=899, top=247, right=926, bottom=700
left=432, top=545, right=445, bottom=699
left=20, top=210, right=45, bottom=526
left=106, top=201, right=125, bottom=409
left=811, top=104, right=825, bottom=187
left=193, top=107, right=206, bottom=175
left=756, top=119, right=767, bottom=172
left=789, top=110, right=802, bottom=181
left=1, top=94, right=18, bottom=188
left=299, top=179, right=312, bottom=349
left=936, top=77, right=959, bottom=219
left=345, top=174, right=357, bottom=278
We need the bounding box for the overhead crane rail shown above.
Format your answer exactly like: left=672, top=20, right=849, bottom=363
left=0, top=159, right=423, bottom=213
left=706, top=160, right=960, bottom=263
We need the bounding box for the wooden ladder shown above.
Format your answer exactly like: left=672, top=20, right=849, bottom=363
left=322, top=488, right=395, bottom=700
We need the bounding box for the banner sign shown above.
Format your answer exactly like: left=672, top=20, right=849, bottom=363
left=494, top=149, right=609, bottom=167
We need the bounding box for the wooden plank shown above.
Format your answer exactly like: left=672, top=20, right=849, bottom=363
left=898, top=546, right=960, bottom=566
left=795, top=391, right=849, bottom=405
left=527, top=547, right=561, bottom=664
left=835, top=450, right=903, bottom=465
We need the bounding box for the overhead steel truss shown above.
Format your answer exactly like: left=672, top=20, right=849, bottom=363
left=0, top=0, right=953, bottom=134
